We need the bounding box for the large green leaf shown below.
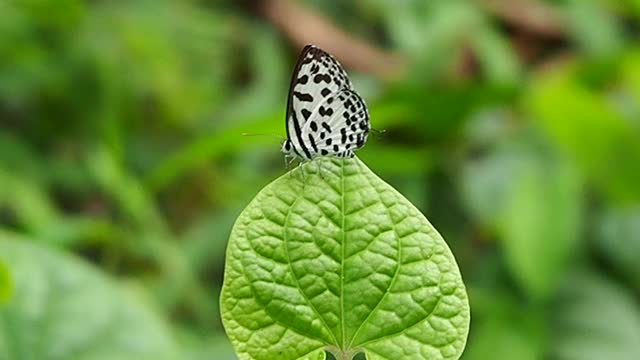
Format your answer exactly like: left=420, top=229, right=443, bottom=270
left=221, top=158, right=469, bottom=360
left=0, top=231, right=179, bottom=360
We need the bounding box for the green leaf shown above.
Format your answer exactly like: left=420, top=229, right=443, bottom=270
left=619, top=50, right=640, bottom=120
left=564, top=0, right=624, bottom=58
left=221, top=158, right=469, bottom=360
left=499, top=158, right=582, bottom=300
left=462, top=290, right=544, bottom=360
left=595, top=207, right=640, bottom=289
left=0, top=261, right=10, bottom=304
left=551, top=271, right=640, bottom=360
left=462, top=136, right=582, bottom=300
left=526, top=61, right=640, bottom=203
left=470, top=20, right=521, bottom=85
left=0, top=231, right=180, bottom=360
left=0, top=169, right=60, bottom=240
left=461, top=137, right=526, bottom=228
left=178, top=333, right=237, bottom=360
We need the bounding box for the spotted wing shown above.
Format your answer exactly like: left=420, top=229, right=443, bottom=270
left=301, top=89, right=370, bottom=158
left=285, top=45, right=353, bottom=160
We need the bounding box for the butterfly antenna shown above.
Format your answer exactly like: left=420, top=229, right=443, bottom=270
left=370, top=128, right=387, bottom=138
left=242, top=133, right=285, bottom=141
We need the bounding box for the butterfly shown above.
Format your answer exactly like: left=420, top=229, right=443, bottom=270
left=281, top=44, right=370, bottom=167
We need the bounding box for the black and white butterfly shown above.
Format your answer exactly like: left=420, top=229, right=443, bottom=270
left=281, top=45, right=370, bottom=166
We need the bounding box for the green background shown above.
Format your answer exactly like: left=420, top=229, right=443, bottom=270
left=1, top=0, right=639, bottom=359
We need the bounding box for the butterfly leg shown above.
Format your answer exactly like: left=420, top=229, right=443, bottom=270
left=296, top=161, right=306, bottom=182
left=286, top=156, right=292, bottom=178
left=286, top=154, right=298, bottom=170
left=285, top=156, right=300, bottom=179
left=315, top=159, right=323, bottom=178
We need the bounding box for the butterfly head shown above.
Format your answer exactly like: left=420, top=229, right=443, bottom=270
left=281, top=139, right=294, bottom=155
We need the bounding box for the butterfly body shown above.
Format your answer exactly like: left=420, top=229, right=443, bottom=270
left=282, top=45, right=370, bottom=163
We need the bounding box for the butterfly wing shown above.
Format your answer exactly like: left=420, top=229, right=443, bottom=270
left=285, top=45, right=353, bottom=160
left=301, top=88, right=370, bottom=158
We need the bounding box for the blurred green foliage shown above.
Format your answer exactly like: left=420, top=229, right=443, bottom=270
left=0, top=233, right=180, bottom=359
left=0, top=0, right=638, bottom=359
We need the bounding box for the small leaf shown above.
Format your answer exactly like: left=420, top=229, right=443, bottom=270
left=525, top=61, right=640, bottom=202
left=564, top=0, right=624, bottom=58
left=464, top=314, right=542, bottom=360
left=0, top=261, right=10, bottom=304
left=462, top=137, right=582, bottom=300
left=595, top=207, right=640, bottom=289
left=0, top=231, right=180, bottom=360
left=470, top=20, right=521, bottom=85
left=499, top=159, right=582, bottom=300
left=178, top=333, right=237, bottom=360
left=221, top=158, right=469, bottom=360
left=461, top=137, right=526, bottom=228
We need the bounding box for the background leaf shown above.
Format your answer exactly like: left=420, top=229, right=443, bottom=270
left=550, top=271, right=640, bottom=360
left=0, top=261, right=10, bottom=304
left=595, top=207, right=640, bottom=289
left=0, top=231, right=180, bottom=360
left=499, top=156, right=582, bottom=300
left=525, top=62, right=640, bottom=203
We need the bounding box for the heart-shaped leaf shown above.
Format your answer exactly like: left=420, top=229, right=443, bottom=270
left=221, top=158, right=469, bottom=360
left=0, top=231, right=180, bottom=360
